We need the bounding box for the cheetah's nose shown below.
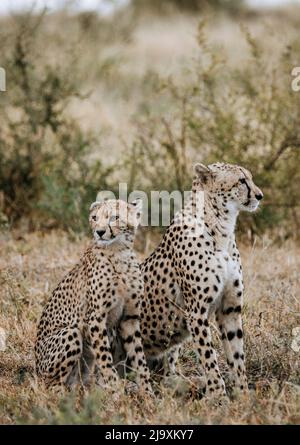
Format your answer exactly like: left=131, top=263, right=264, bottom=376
left=96, top=230, right=106, bottom=238
left=255, top=193, right=263, bottom=201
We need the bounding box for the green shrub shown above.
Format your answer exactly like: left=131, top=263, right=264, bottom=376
left=128, top=22, right=300, bottom=239
left=1, top=11, right=299, bottom=240
left=0, top=12, right=116, bottom=232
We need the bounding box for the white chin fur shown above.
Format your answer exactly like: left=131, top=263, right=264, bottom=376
left=242, top=201, right=259, bottom=212
left=95, top=237, right=116, bottom=246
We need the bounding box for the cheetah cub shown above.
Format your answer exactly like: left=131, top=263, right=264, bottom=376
left=35, top=199, right=152, bottom=393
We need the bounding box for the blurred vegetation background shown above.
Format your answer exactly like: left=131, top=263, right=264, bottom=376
left=0, top=0, right=299, bottom=241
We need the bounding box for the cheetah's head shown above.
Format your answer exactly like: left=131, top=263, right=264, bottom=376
left=194, top=162, right=263, bottom=213
left=89, top=199, right=143, bottom=248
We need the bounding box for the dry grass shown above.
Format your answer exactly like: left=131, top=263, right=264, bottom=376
left=0, top=230, right=299, bottom=424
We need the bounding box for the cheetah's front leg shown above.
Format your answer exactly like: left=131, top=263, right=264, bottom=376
left=216, top=276, right=248, bottom=394
left=185, top=292, right=227, bottom=399
left=88, top=311, right=120, bottom=390
left=119, top=298, right=152, bottom=393
left=164, top=345, right=182, bottom=376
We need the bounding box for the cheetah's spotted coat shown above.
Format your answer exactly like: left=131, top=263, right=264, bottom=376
left=35, top=199, right=152, bottom=393
left=120, top=162, right=263, bottom=398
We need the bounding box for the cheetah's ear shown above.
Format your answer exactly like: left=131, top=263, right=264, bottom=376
left=194, top=163, right=212, bottom=184
left=129, top=198, right=143, bottom=213
left=129, top=198, right=143, bottom=224
left=96, top=190, right=114, bottom=203
left=89, top=201, right=102, bottom=212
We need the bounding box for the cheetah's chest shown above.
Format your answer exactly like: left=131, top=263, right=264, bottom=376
left=107, top=301, right=125, bottom=328
left=105, top=265, right=137, bottom=328
left=218, top=251, right=241, bottom=288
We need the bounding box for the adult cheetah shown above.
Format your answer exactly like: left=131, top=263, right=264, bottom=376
left=123, top=162, right=263, bottom=398
left=35, top=199, right=152, bottom=393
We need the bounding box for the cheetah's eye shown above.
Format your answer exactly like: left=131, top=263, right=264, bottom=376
left=110, top=215, right=119, bottom=222
left=239, top=178, right=246, bottom=184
